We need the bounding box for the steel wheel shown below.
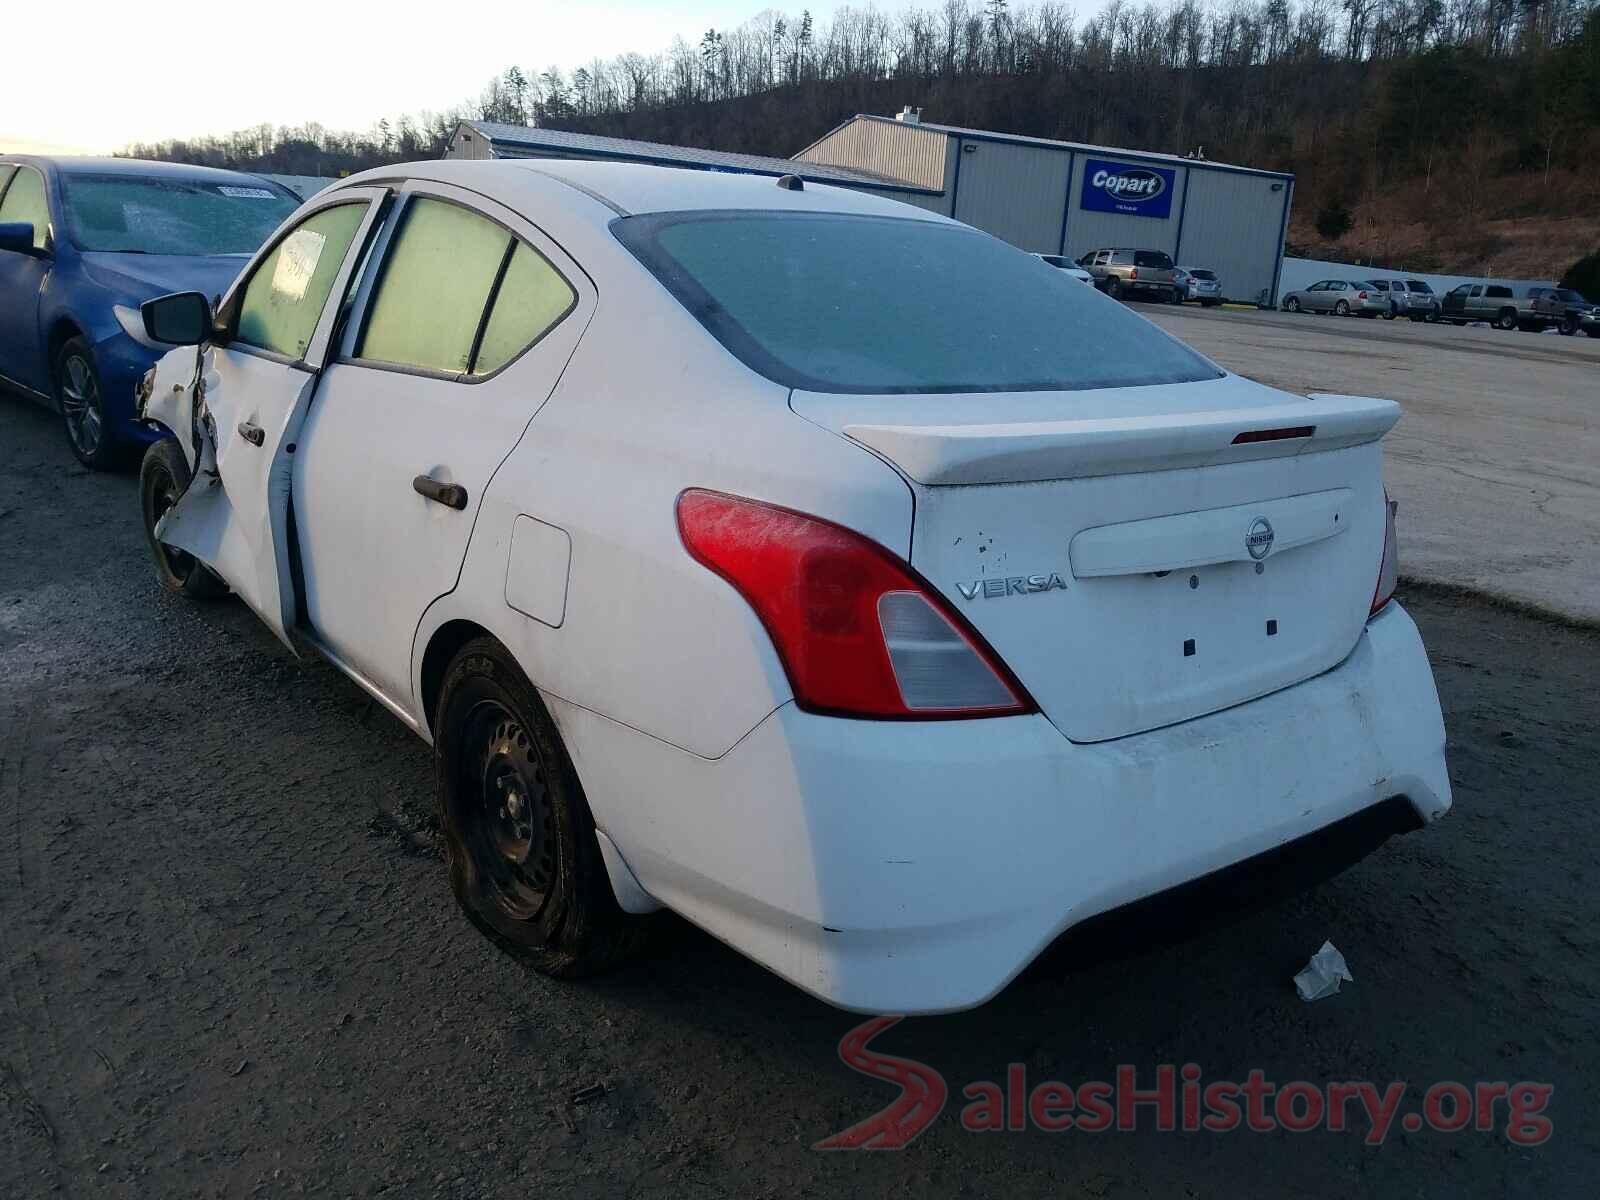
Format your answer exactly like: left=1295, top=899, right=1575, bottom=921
left=138, top=440, right=227, bottom=599
left=456, top=700, right=558, bottom=923
left=60, top=352, right=104, bottom=458
left=142, top=454, right=194, bottom=579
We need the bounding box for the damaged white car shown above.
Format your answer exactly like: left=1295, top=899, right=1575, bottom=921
left=135, top=160, right=1451, bottom=1013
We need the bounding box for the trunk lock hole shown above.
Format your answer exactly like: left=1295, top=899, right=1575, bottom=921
left=1183, top=638, right=1196, bottom=657
left=1188, top=574, right=1199, bottom=589
left=1267, top=619, right=1278, bottom=636
left=1255, top=562, right=1264, bottom=575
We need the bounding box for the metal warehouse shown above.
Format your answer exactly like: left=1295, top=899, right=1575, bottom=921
left=447, top=112, right=1294, bottom=303
left=797, top=111, right=1295, bottom=304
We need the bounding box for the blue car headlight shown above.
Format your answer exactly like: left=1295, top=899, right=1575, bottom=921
left=113, top=304, right=168, bottom=351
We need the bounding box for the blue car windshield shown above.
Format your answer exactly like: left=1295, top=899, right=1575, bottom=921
left=62, top=174, right=298, bottom=255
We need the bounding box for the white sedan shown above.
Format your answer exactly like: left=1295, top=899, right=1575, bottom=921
left=135, top=160, right=1451, bottom=1013
left=1034, top=252, right=1095, bottom=284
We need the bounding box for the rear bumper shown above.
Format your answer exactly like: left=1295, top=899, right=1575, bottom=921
left=568, top=603, right=1450, bottom=1013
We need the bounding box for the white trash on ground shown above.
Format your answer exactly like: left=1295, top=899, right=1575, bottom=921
left=1294, top=940, right=1354, bottom=1001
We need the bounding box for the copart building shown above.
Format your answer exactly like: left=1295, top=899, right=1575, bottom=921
left=448, top=110, right=1295, bottom=303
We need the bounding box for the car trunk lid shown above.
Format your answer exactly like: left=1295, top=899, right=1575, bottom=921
left=793, top=375, right=1398, bottom=742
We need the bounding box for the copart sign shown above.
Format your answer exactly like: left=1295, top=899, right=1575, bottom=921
left=1080, top=158, right=1177, bottom=219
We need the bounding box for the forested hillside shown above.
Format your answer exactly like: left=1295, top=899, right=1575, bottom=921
left=127, top=0, right=1600, bottom=278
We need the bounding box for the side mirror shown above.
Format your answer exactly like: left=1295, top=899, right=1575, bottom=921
left=0, top=222, right=43, bottom=256
left=141, top=291, right=213, bottom=346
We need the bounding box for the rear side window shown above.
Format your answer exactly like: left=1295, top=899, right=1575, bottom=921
left=357, top=197, right=573, bottom=377
left=614, top=211, right=1221, bottom=395
left=1134, top=250, right=1173, bottom=269
left=1486, top=285, right=1512, bottom=298
left=234, top=203, right=367, bottom=359
left=472, top=242, right=575, bottom=375
left=0, top=166, right=50, bottom=250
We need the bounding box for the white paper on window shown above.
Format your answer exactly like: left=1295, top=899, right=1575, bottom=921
left=271, top=228, right=326, bottom=303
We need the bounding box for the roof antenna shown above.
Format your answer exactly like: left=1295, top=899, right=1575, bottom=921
left=776, top=174, right=804, bottom=191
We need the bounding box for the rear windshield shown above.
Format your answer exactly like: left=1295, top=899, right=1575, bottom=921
left=1189, top=269, right=1215, bottom=280
left=1406, top=280, right=1433, bottom=293
left=61, top=173, right=298, bottom=256
left=1133, top=250, right=1173, bottom=269
left=613, top=212, right=1221, bottom=395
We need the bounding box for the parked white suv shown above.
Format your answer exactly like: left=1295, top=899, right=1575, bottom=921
left=134, top=160, right=1451, bottom=1013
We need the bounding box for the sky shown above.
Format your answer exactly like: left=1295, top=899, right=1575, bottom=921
left=0, top=1, right=805, bottom=155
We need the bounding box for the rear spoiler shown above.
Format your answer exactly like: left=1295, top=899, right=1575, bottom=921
left=843, top=393, right=1400, bottom=486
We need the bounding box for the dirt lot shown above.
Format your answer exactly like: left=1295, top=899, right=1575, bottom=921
left=1144, top=305, right=1600, bottom=623
left=3, top=393, right=1598, bottom=1198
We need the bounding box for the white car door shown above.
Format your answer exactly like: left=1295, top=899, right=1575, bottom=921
left=289, top=182, right=595, bottom=711
left=157, top=188, right=391, bottom=648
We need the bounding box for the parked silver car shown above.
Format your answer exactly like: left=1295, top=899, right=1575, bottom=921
left=1178, top=266, right=1223, bottom=306
left=1394, top=279, right=1441, bottom=322
left=1280, top=279, right=1387, bottom=317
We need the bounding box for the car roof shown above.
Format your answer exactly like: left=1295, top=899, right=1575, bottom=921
left=4, top=154, right=286, bottom=188
left=337, top=158, right=950, bottom=226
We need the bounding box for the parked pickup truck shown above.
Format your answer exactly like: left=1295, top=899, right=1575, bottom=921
left=1077, top=247, right=1183, bottom=304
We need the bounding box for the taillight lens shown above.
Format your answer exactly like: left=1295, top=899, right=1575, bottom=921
left=1130, top=267, right=1139, bottom=280
left=676, top=489, right=1033, bottom=719
left=1370, top=494, right=1398, bottom=616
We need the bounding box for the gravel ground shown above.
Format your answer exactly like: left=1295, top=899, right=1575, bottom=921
left=2, top=393, right=1597, bottom=1198
left=1143, top=305, right=1600, bottom=623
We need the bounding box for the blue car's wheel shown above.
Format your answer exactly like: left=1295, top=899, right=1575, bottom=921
left=55, top=337, right=122, bottom=470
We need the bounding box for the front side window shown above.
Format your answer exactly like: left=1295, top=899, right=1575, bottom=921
left=234, top=203, right=367, bottom=359
left=61, top=174, right=297, bottom=256
left=615, top=211, right=1221, bottom=395
left=356, top=196, right=574, bottom=377
left=0, top=166, right=50, bottom=250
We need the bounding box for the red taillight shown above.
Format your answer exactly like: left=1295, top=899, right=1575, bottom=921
left=1130, top=267, right=1139, bottom=280
left=1370, top=494, right=1399, bottom=616
left=675, top=489, right=1033, bottom=719
left=1356, top=291, right=1368, bottom=300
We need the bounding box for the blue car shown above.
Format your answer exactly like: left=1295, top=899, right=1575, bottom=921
left=0, top=157, right=300, bottom=468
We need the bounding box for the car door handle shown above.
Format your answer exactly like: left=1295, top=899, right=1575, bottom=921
left=237, top=420, right=265, bottom=446
left=413, top=475, right=468, bottom=510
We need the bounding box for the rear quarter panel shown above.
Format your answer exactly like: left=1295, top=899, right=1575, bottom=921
left=418, top=265, right=915, bottom=761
